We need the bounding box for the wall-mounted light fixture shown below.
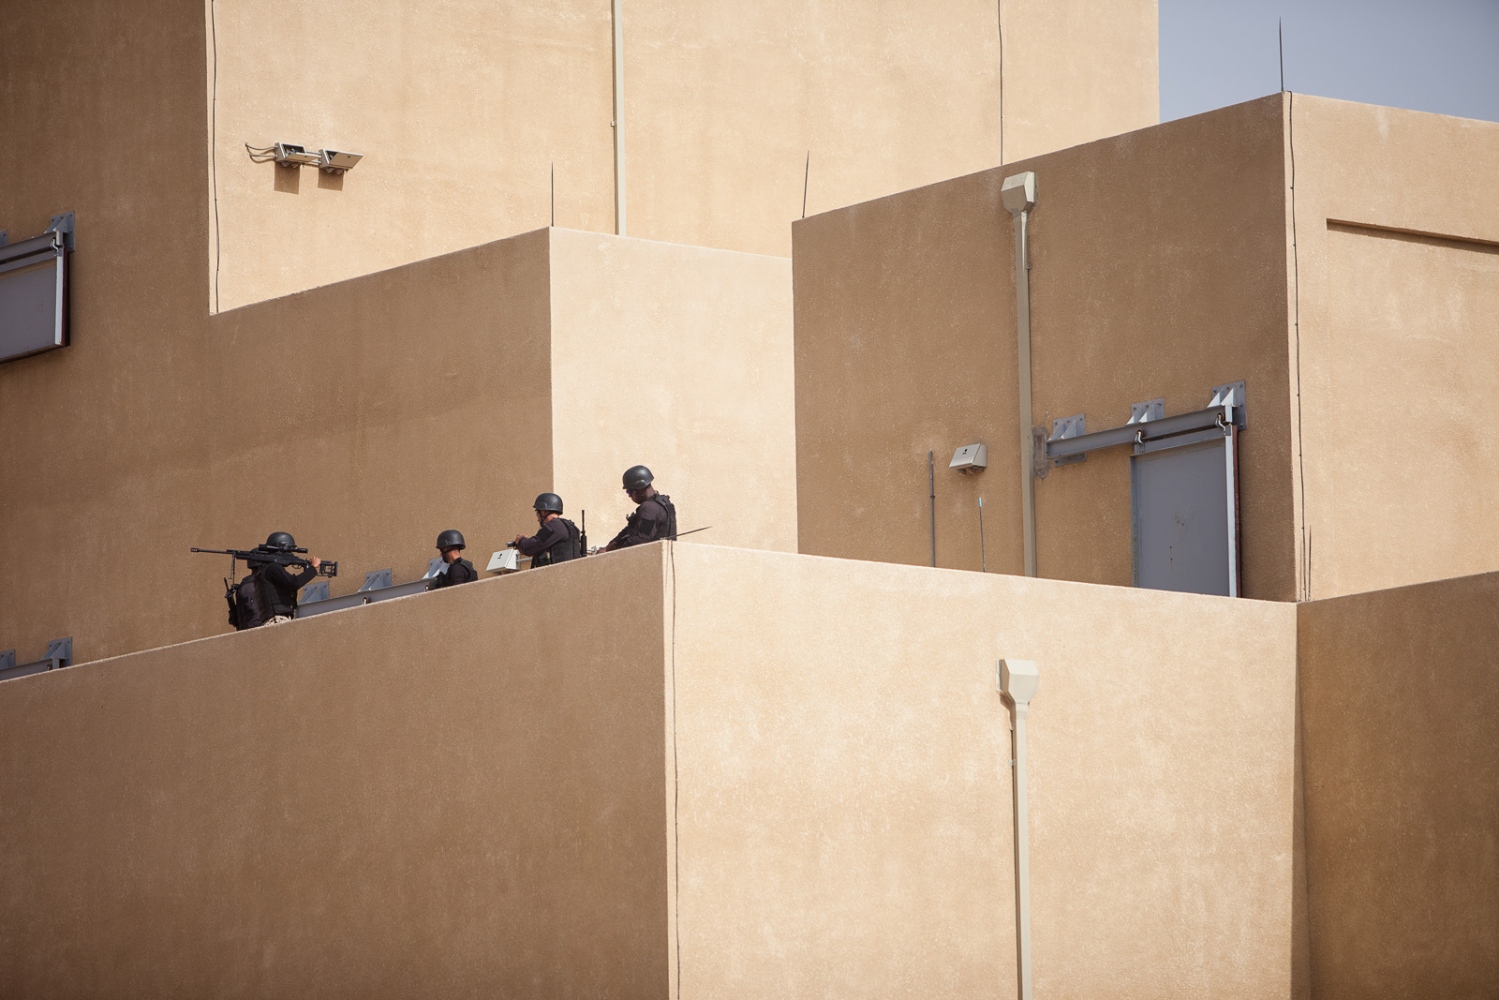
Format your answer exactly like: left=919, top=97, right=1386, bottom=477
left=251, top=143, right=364, bottom=174
left=950, top=443, right=988, bottom=474
left=317, top=149, right=363, bottom=174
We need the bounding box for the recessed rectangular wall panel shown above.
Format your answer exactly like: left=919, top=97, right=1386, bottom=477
left=1131, top=434, right=1239, bottom=597
left=0, top=231, right=68, bottom=363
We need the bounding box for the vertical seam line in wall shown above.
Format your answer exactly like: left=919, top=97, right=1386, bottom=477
left=996, top=0, right=1004, bottom=163
left=1289, top=91, right=1308, bottom=599
left=669, top=541, right=681, bottom=998
left=210, top=0, right=221, bottom=314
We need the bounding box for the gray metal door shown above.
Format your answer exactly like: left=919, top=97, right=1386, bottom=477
left=1130, top=429, right=1239, bottom=597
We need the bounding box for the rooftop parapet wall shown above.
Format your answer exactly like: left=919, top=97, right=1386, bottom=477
left=1, top=543, right=1299, bottom=998
left=1287, top=97, right=1499, bottom=600
left=1297, top=570, right=1499, bottom=999
left=0, top=545, right=672, bottom=999
left=0, top=227, right=793, bottom=666
left=208, top=0, right=1157, bottom=309
left=666, top=544, right=1298, bottom=1000
left=793, top=93, right=1499, bottom=602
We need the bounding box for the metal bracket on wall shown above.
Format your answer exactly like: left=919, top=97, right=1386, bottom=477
left=1031, top=426, right=1050, bottom=480
left=44, top=637, right=73, bottom=666
left=301, top=580, right=331, bottom=604
left=357, top=568, right=394, bottom=593
left=1, top=638, right=73, bottom=682
left=1129, top=398, right=1165, bottom=425
left=47, top=211, right=75, bottom=252
left=1044, top=383, right=1247, bottom=466
left=423, top=557, right=447, bottom=580
left=0, top=231, right=7, bottom=247
left=1048, top=414, right=1087, bottom=467
left=1209, top=380, right=1247, bottom=429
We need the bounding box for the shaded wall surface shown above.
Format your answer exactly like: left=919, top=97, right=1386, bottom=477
left=0, top=225, right=793, bottom=666
left=793, top=95, right=1294, bottom=598
left=1, top=544, right=1299, bottom=999
left=1298, top=571, right=1499, bottom=1000
left=0, top=545, right=670, bottom=999
left=0, top=228, right=552, bottom=667
left=794, top=93, right=1499, bottom=602
left=210, top=0, right=1158, bottom=308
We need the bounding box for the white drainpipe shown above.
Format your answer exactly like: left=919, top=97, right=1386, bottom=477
left=1001, top=172, right=1038, bottom=576
left=1000, top=658, right=1039, bottom=1000
left=611, top=0, right=627, bottom=235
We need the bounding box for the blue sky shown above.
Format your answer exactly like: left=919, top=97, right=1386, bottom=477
left=1160, top=0, right=1499, bottom=123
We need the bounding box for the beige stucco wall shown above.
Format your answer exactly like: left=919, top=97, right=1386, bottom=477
left=1288, top=97, right=1499, bottom=599
left=793, top=96, right=1297, bottom=598
left=0, top=225, right=555, bottom=666
left=668, top=544, right=1299, bottom=998
left=3, top=542, right=1299, bottom=997
left=209, top=0, right=1158, bottom=309
left=207, top=0, right=615, bottom=313
left=1298, top=571, right=1499, bottom=999
left=1000, top=0, right=1159, bottom=162
left=0, top=546, right=670, bottom=998
left=549, top=229, right=796, bottom=553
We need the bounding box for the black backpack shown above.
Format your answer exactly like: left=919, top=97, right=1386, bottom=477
left=226, top=569, right=270, bottom=631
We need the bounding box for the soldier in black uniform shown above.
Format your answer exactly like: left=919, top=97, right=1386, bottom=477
left=605, top=465, right=677, bottom=550
left=247, top=531, right=323, bottom=625
left=513, top=493, right=581, bottom=567
left=431, top=529, right=477, bottom=588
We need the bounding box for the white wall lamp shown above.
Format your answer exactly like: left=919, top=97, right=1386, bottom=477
left=950, top=443, right=988, bottom=474
left=999, top=658, right=1039, bottom=1000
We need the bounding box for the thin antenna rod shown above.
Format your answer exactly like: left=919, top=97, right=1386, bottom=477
left=1279, top=18, right=1285, bottom=93
left=801, top=151, right=810, bottom=219
left=550, top=161, right=555, bottom=227
left=978, top=497, right=987, bottom=572
left=928, top=451, right=937, bottom=567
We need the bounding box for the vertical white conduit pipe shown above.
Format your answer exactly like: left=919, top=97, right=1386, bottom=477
left=999, top=658, right=1039, bottom=1000
left=611, top=0, right=627, bottom=235
left=1001, top=172, right=1037, bottom=576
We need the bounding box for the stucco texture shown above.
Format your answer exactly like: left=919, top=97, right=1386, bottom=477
left=1298, top=571, right=1499, bottom=999
left=1288, top=97, right=1499, bottom=600
left=0, top=223, right=793, bottom=666
left=548, top=229, right=797, bottom=555
left=2, top=543, right=1300, bottom=998
left=794, top=94, right=1499, bottom=603
left=207, top=0, right=1157, bottom=308
left=666, top=544, right=1298, bottom=999
left=0, top=544, right=670, bottom=998
left=794, top=96, right=1294, bottom=598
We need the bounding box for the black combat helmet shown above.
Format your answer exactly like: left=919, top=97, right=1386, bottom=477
left=622, top=465, right=654, bottom=491
left=533, top=492, right=564, bottom=514
left=265, top=531, right=297, bottom=552
left=436, top=529, right=466, bottom=551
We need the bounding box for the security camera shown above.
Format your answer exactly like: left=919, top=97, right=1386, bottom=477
left=950, top=443, right=988, bottom=473
left=273, top=143, right=322, bottom=167
left=318, top=149, right=363, bottom=174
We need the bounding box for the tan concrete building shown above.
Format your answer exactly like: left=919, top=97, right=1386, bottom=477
left=210, top=0, right=1158, bottom=309
left=4, top=542, right=1493, bottom=998
left=794, top=93, right=1499, bottom=602
left=0, top=543, right=1302, bottom=998
left=0, top=222, right=793, bottom=666
left=4, top=0, right=1497, bottom=996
